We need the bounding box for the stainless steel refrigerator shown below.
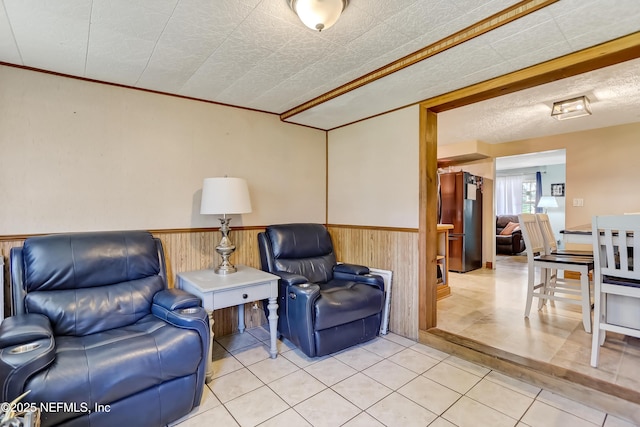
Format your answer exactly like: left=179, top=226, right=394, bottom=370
left=439, top=171, right=483, bottom=273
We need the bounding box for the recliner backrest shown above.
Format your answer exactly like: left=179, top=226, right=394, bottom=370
left=264, top=224, right=336, bottom=283
left=11, top=231, right=166, bottom=336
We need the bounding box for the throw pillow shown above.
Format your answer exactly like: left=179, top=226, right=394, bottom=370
left=500, top=221, right=520, bottom=235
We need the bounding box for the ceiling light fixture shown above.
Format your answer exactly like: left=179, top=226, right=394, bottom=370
left=551, top=96, right=592, bottom=120
left=288, top=0, right=349, bottom=32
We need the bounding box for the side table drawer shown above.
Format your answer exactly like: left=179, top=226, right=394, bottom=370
left=213, top=282, right=272, bottom=309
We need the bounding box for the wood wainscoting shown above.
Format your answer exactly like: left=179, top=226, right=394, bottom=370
left=328, top=225, right=420, bottom=340
left=1, top=225, right=422, bottom=340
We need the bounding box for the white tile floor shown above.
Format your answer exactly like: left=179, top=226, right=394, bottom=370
left=170, top=328, right=636, bottom=427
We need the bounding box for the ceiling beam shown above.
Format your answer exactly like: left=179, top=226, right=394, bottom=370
left=281, top=0, right=559, bottom=122
left=421, top=31, right=640, bottom=113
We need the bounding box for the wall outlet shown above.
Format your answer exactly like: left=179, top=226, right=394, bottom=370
left=573, top=198, right=584, bottom=207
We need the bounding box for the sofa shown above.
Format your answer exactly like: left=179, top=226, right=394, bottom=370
left=496, top=215, right=526, bottom=254
left=1, top=231, right=210, bottom=427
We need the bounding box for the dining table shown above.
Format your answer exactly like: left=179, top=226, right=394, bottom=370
left=560, top=223, right=593, bottom=246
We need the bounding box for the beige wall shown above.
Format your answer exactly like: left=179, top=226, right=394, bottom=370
left=327, top=106, right=420, bottom=228
left=0, top=66, right=326, bottom=234
left=327, top=106, right=421, bottom=338
left=489, top=122, right=640, bottom=227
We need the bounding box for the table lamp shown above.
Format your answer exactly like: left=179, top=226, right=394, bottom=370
left=537, top=196, right=558, bottom=214
left=200, top=177, right=252, bottom=274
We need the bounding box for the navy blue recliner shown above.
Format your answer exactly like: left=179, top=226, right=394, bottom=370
left=0, top=231, right=209, bottom=427
left=258, top=224, right=385, bottom=358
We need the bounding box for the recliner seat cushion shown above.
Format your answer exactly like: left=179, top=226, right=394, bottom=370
left=314, top=280, right=385, bottom=330
left=24, top=315, right=201, bottom=425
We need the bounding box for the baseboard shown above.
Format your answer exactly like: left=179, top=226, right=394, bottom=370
left=419, top=328, right=640, bottom=424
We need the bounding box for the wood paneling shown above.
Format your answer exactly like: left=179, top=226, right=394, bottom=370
left=3, top=226, right=420, bottom=339
left=328, top=226, right=420, bottom=339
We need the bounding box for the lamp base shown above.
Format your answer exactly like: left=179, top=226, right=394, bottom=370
left=214, top=263, right=237, bottom=275
left=215, top=217, right=237, bottom=275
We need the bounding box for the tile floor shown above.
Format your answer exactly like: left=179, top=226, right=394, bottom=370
left=171, top=326, right=635, bottom=427
left=437, top=255, right=640, bottom=389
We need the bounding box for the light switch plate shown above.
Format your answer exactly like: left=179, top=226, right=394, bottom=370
left=573, top=198, right=584, bottom=207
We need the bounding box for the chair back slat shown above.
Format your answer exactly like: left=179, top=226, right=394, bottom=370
left=536, top=213, right=557, bottom=254
left=592, top=215, right=640, bottom=281
left=519, top=213, right=545, bottom=256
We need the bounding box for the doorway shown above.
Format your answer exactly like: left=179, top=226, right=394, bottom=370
left=495, top=149, right=567, bottom=264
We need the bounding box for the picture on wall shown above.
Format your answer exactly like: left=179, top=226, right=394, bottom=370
left=551, top=183, right=565, bottom=197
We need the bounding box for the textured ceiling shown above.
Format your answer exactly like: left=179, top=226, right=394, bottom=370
left=439, top=57, right=640, bottom=145
left=496, top=149, right=565, bottom=171
left=1, top=0, right=639, bottom=140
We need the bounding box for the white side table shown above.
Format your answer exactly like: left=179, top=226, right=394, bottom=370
left=176, top=265, right=279, bottom=382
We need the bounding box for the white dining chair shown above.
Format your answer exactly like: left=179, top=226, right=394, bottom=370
left=590, top=215, right=640, bottom=367
left=536, top=213, right=594, bottom=297
left=536, top=213, right=593, bottom=257
left=519, top=213, right=594, bottom=333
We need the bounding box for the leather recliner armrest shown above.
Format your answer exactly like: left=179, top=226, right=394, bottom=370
left=153, top=288, right=202, bottom=311
left=0, top=313, right=52, bottom=348
left=334, top=264, right=384, bottom=292
left=152, top=289, right=208, bottom=331
left=275, top=271, right=309, bottom=286
left=334, top=263, right=369, bottom=275
left=0, top=314, right=56, bottom=402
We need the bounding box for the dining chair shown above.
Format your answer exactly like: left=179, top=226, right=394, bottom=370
left=590, top=215, right=640, bottom=367
left=535, top=213, right=594, bottom=296
left=536, top=213, right=593, bottom=257
left=519, top=213, right=594, bottom=332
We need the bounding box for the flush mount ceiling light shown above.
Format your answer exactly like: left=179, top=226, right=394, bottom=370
left=551, top=96, right=592, bottom=120
left=288, top=0, right=349, bottom=32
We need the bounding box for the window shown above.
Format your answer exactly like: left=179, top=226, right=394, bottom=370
left=521, top=179, right=537, bottom=213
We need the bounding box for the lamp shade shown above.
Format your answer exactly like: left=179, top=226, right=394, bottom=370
left=200, top=177, right=252, bottom=215
left=289, top=0, right=348, bottom=31
left=537, top=196, right=558, bottom=209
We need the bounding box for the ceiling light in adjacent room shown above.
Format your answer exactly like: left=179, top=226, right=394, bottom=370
left=551, top=96, right=592, bottom=120
left=288, top=0, right=349, bottom=32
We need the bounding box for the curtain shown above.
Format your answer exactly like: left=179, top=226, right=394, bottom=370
left=535, top=171, right=542, bottom=213
left=496, top=175, right=524, bottom=215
